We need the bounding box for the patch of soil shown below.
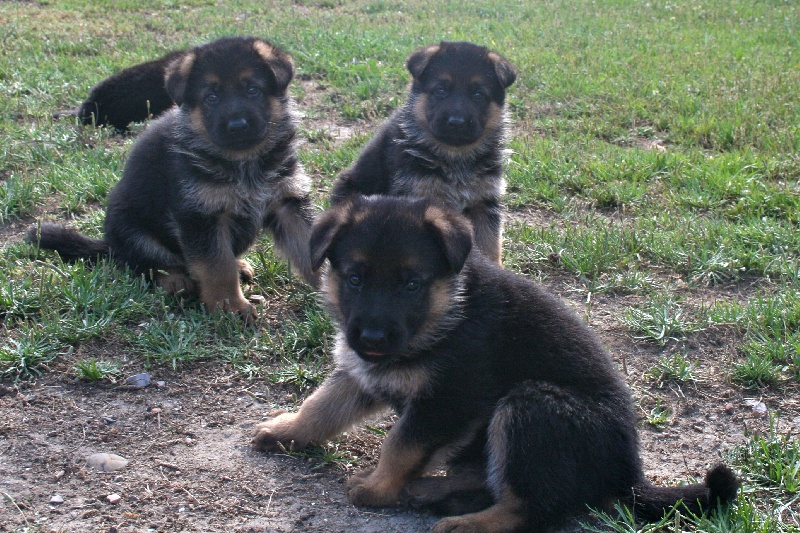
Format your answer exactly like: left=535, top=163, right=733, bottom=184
left=0, top=367, right=439, bottom=533
left=3, top=165, right=799, bottom=532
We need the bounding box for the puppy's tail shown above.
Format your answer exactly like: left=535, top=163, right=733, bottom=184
left=25, top=222, right=110, bottom=262
left=631, top=464, right=739, bottom=522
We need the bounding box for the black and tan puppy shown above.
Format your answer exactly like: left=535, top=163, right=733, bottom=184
left=330, top=41, right=516, bottom=264
left=29, top=37, right=317, bottom=319
left=253, top=196, right=739, bottom=532
left=55, top=50, right=185, bottom=131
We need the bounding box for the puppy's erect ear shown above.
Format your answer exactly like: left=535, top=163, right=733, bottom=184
left=164, top=52, right=195, bottom=106
left=253, top=40, right=294, bottom=94
left=423, top=206, right=473, bottom=273
left=488, top=51, right=517, bottom=89
left=309, top=203, right=352, bottom=271
left=406, top=44, right=440, bottom=80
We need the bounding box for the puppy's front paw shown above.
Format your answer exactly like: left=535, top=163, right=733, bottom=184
left=252, top=410, right=306, bottom=451
left=237, top=259, right=255, bottom=283
left=432, top=516, right=480, bottom=533
left=218, top=295, right=257, bottom=323
left=344, top=468, right=404, bottom=508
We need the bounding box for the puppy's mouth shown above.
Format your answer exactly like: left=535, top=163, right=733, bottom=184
left=429, top=124, right=483, bottom=147
left=358, top=350, right=388, bottom=362
left=216, top=131, right=268, bottom=151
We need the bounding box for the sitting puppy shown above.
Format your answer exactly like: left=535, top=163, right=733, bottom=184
left=55, top=49, right=184, bottom=131
left=29, top=37, right=317, bottom=319
left=253, top=196, right=739, bottom=532
left=330, top=42, right=516, bottom=264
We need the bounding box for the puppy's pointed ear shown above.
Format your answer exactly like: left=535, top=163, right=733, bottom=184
left=164, top=52, right=195, bottom=106
left=424, top=206, right=473, bottom=273
left=406, top=44, right=441, bottom=80
left=309, top=203, right=352, bottom=271
left=488, top=51, right=516, bottom=89
left=253, top=40, right=294, bottom=94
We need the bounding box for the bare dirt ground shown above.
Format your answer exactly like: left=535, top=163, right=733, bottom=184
left=2, top=122, right=799, bottom=532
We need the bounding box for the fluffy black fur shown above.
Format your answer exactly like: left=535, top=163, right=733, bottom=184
left=55, top=50, right=184, bottom=131
left=29, top=37, right=317, bottom=319
left=330, top=41, right=516, bottom=263
left=253, top=196, right=739, bottom=532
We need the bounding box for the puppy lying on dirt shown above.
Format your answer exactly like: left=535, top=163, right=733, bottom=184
left=253, top=196, right=739, bottom=532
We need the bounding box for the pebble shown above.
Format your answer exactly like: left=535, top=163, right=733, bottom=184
left=125, top=373, right=151, bottom=388
left=50, top=494, right=64, bottom=505
left=744, top=399, right=767, bottom=413
left=106, top=493, right=122, bottom=504
left=248, top=294, right=266, bottom=304
left=86, top=452, right=129, bottom=472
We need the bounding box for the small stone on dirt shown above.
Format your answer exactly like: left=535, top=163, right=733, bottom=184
left=125, top=373, right=151, bottom=388
left=86, top=452, right=129, bottom=472
left=106, top=493, right=122, bottom=504
left=49, top=494, right=64, bottom=504
left=744, top=399, right=767, bottom=413
left=248, top=294, right=266, bottom=304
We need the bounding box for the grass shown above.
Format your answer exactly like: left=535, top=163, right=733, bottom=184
left=1, top=0, right=799, bottom=530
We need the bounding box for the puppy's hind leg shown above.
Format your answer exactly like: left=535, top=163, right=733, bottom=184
left=433, top=381, right=641, bottom=533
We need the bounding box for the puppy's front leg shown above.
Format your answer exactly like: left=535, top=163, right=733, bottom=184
left=253, top=370, right=382, bottom=451
left=265, top=194, right=319, bottom=288
left=180, top=215, right=254, bottom=318
left=464, top=198, right=503, bottom=265
left=187, top=252, right=253, bottom=318
left=345, top=418, right=430, bottom=508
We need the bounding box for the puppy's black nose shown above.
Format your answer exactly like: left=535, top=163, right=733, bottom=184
left=360, top=328, right=387, bottom=347
left=447, top=115, right=466, bottom=129
left=227, top=118, right=249, bottom=131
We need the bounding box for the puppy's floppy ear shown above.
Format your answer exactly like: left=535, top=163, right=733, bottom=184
left=164, top=51, right=195, bottom=106
left=406, top=44, right=441, bottom=80
left=423, top=206, right=473, bottom=273
left=253, top=39, right=294, bottom=94
left=488, top=51, right=516, bottom=89
left=309, top=203, right=353, bottom=271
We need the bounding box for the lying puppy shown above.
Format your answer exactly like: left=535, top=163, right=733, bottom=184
left=29, top=37, right=317, bottom=319
left=330, top=42, right=516, bottom=264
left=55, top=49, right=184, bottom=131
left=253, top=196, right=739, bottom=532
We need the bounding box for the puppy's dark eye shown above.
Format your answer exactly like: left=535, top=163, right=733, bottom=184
left=471, top=91, right=487, bottom=102
left=347, top=274, right=362, bottom=288
left=405, top=279, right=420, bottom=292
left=433, top=86, right=448, bottom=99
left=205, top=93, right=219, bottom=106
left=246, top=85, right=262, bottom=97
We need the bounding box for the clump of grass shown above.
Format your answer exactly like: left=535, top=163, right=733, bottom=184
left=622, top=297, right=700, bottom=345
left=646, top=352, right=698, bottom=387
left=284, top=442, right=358, bottom=470
left=731, top=351, right=782, bottom=389
left=0, top=328, right=62, bottom=381
left=0, top=175, right=39, bottom=223
left=131, top=314, right=206, bottom=368
left=641, top=397, right=671, bottom=430
left=267, top=354, right=327, bottom=390
left=73, top=358, right=122, bottom=382
left=732, top=415, right=800, bottom=497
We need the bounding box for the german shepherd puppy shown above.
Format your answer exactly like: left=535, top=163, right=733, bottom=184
left=253, top=196, right=739, bottom=532
left=29, top=37, right=317, bottom=319
left=55, top=50, right=184, bottom=132
left=329, top=42, right=516, bottom=264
